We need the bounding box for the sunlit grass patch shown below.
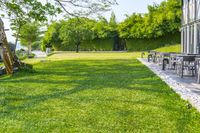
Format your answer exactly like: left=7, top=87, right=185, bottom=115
left=0, top=52, right=200, bottom=132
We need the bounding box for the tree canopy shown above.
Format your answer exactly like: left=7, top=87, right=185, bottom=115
left=59, top=18, right=96, bottom=52
left=20, top=22, right=40, bottom=55
left=42, top=14, right=119, bottom=51
left=118, top=0, right=181, bottom=39
left=0, top=0, right=117, bottom=51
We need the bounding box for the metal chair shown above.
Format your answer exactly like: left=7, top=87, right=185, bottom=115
left=176, top=55, right=197, bottom=78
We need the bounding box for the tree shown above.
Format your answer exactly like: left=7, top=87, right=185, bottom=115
left=109, top=11, right=117, bottom=28
left=19, top=22, right=40, bottom=56
left=42, top=22, right=62, bottom=51
left=0, top=0, right=117, bottom=52
left=59, top=18, right=95, bottom=52
left=0, top=0, right=61, bottom=49
left=118, top=0, right=181, bottom=39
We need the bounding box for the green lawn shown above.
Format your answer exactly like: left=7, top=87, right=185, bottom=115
left=155, top=44, right=181, bottom=53
left=1, top=52, right=200, bottom=132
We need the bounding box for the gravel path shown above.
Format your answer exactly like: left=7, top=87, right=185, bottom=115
left=138, top=58, right=200, bottom=112
left=32, top=50, right=47, bottom=58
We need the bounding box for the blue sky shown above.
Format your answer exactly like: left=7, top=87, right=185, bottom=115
left=3, top=0, right=164, bottom=44
left=104, top=0, right=163, bottom=22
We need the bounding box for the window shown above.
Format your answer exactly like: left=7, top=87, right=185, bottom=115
left=183, top=27, right=187, bottom=53
left=189, top=0, right=195, bottom=22
left=196, top=0, right=200, bottom=19
left=197, top=24, right=200, bottom=53
left=183, top=0, right=188, bottom=24
left=189, top=25, right=194, bottom=53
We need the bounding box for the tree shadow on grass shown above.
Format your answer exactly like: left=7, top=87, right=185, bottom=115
left=0, top=59, right=199, bottom=131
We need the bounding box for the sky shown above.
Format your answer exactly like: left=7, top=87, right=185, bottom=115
left=2, top=0, right=164, bottom=45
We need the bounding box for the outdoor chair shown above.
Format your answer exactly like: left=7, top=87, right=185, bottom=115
left=176, top=55, right=197, bottom=78
left=147, top=51, right=158, bottom=63
left=159, top=52, right=171, bottom=70
left=168, top=53, right=183, bottom=70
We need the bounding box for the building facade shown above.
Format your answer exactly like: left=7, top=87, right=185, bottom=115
left=182, top=0, right=200, bottom=54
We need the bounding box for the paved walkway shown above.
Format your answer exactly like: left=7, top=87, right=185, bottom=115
left=138, top=58, right=200, bottom=111
left=32, top=50, right=47, bottom=58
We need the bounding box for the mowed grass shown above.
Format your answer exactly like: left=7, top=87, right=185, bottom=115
left=155, top=44, right=181, bottom=53
left=1, top=52, right=200, bottom=132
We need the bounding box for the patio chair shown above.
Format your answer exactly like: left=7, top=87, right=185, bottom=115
left=169, top=53, right=183, bottom=70
left=147, top=51, right=156, bottom=62
left=176, top=56, right=196, bottom=78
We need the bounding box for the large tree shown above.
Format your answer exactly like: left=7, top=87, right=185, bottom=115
left=0, top=0, right=61, bottom=48
left=19, top=23, right=40, bottom=56
left=118, top=0, right=181, bottom=39
left=42, top=22, right=62, bottom=50
left=59, top=18, right=96, bottom=52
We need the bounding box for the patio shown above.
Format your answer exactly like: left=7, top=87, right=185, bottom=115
left=138, top=58, right=200, bottom=112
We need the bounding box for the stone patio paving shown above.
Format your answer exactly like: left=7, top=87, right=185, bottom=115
left=138, top=58, right=200, bottom=112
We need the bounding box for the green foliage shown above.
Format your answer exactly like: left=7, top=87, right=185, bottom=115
left=0, top=0, right=61, bottom=46
left=32, top=41, right=41, bottom=50
left=42, top=22, right=62, bottom=51
left=20, top=22, right=40, bottom=47
left=59, top=18, right=96, bottom=52
left=126, top=32, right=181, bottom=51
left=81, top=39, right=114, bottom=51
left=42, top=16, right=117, bottom=51
left=42, top=0, right=181, bottom=51
left=93, top=16, right=116, bottom=39
left=20, top=22, right=40, bottom=54
left=118, top=14, right=144, bottom=38
left=118, top=0, right=181, bottom=39
left=16, top=49, right=26, bottom=60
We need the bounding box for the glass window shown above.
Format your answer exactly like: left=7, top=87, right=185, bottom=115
left=189, top=0, right=195, bottom=22
left=189, top=25, right=194, bottom=53
left=183, top=0, right=188, bottom=24
left=183, top=28, right=187, bottom=53
left=196, top=0, right=200, bottom=19
left=197, top=24, right=200, bottom=53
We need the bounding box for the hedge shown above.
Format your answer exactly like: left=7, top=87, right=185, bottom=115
left=126, top=32, right=181, bottom=51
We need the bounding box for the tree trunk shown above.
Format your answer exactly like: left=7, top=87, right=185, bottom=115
left=14, top=34, right=19, bottom=52
left=28, top=42, right=32, bottom=56
left=14, top=31, right=19, bottom=52
left=76, top=43, right=80, bottom=53
left=14, top=26, right=21, bottom=53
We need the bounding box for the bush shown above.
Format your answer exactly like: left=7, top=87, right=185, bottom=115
left=81, top=39, right=114, bottom=51
left=16, top=49, right=27, bottom=60
left=28, top=53, right=35, bottom=58
left=16, top=49, right=35, bottom=60
left=126, top=32, right=181, bottom=51
left=52, top=38, right=114, bottom=51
